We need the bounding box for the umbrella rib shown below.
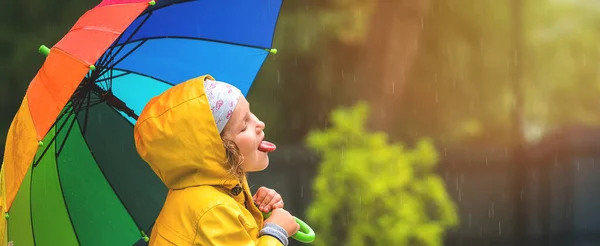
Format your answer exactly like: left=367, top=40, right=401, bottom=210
left=96, top=39, right=148, bottom=79
left=55, top=96, right=88, bottom=157
left=105, top=103, right=135, bottom=127
left=91, top=12, right=153, bottom=94
left=33, top=91, right=87, bottom=163
left=111, top=35, right=271, bottom=52
left=109, top=65, right=114, bottom=89
left=54, top=116, right=79, bottom=157
left=141, top=0, right=194, bottom=15
left=270, top=0, right=282, bottom=49
left=73, top=119, right=143, bottom=231
left=79, top=99, right=111, bottom=134
left=96, top=13, right=153, bottom=74
left=85, top=100, right=110, bottom=109
left=53, top=126, right=83, bottom=245
left=96, top=12, right=152, bottom=70
left=32, top=59, right=137, bottom=167
left=108, top=0, right=273, bottom=52
left=109, top=67, right=172, bottom=87
left=94, top=71, right=130, bottom=84
left=32, top=102, right=77, bottom=167
left=30, top=164, right=36, bottom=246
left=30, top=125, right=83, bottom=245
left=82, top=89, right=93, bottom=135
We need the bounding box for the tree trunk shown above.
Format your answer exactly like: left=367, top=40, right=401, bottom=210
left=511, top=0, right=527, bottom=243
left=358, top=0, right=430, bottom=133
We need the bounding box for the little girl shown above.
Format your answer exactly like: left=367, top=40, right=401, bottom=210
left=134, top=75, right=299, bottom=245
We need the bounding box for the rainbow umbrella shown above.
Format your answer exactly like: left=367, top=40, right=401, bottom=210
left=0, top=0, right=282, bottom=245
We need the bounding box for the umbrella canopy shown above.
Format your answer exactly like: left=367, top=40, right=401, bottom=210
left=1, top=0, right=282, bottom=245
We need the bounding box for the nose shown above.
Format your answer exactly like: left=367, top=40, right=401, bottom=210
left=256, top=119, right=265, bottom=132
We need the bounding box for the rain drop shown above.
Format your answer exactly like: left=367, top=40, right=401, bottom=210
left=520, top=188, right=524, bottom=201
left=468, top=213, right=472, bottom=228
left=345, top=212, right=350, bottom=226
left=276, top=70, right=281, bottom=84
left=455, top=178, right=460, bottom=190
left=498, top=221, right=502, bottom=235
left=359, top=196, right=362, bottom=209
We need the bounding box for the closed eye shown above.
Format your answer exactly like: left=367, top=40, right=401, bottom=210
left=240, top=114, right=249, bottom=132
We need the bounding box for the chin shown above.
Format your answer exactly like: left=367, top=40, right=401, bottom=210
left=245, top=166, right=268, bottom=173
left=261, top=155, right=270, bottom=170
left=244, top=158, right=269, bottom=173
left=254, top=160, right=269, bottom=172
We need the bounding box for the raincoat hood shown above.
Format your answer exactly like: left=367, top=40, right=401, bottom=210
left=134, top=76, right=277, bottom=246
left=134, top=75, right=237, bottom=190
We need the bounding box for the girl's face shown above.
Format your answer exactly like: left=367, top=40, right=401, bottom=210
left=221, top=96, right=270, bottom=172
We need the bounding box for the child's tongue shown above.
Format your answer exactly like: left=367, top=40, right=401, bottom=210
left=258, top=141, right=276, bottom=153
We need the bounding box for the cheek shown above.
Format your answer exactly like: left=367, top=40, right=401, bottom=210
left=234, top=135, right=256, bottom=157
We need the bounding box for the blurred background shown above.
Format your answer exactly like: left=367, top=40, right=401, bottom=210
left=3, top=0, right=600, bottom=245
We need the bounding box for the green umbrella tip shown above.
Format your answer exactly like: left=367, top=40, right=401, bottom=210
left=140, top=230, right=150, bottom=242
left=4, top=213, right=9, bottom=219
left=268, top=48, right=278, bottom=55
left=38, top=141, right=44, bottom=147
left=38, top=45, right=50, bottom=56
left=148, top=0, right=156, bottom=5
left=89, top=65, right=96, bottom=71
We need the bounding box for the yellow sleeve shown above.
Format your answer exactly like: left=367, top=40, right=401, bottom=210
left=194, top=204, right=284, bottom=246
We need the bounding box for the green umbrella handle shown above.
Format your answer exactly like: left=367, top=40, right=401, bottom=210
left=262, top=211, right=316, bottom=243
left=292, top=216, right=316, bottom=243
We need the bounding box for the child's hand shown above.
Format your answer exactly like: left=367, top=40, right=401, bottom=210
left=265, top=208, right=300, bottom=237
left=253, top=186, right=283, bottom=213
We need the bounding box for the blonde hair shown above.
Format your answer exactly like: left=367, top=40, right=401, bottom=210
left=221, top=137, right=245, bottom=182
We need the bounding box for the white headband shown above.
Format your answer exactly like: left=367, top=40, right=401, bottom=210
left=204, top=79, right=242, bottom=133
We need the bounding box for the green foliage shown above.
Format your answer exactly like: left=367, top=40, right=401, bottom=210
left=404, top=0, right=600, bottom=144
left=305, top=102, right=458, bottom=246
left=525, top=0, right=600, bottom=128
left=248, top=0, right=375, bottom=144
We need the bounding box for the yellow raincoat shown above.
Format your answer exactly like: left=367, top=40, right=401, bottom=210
left=134, top=75, right=282, bottom=246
